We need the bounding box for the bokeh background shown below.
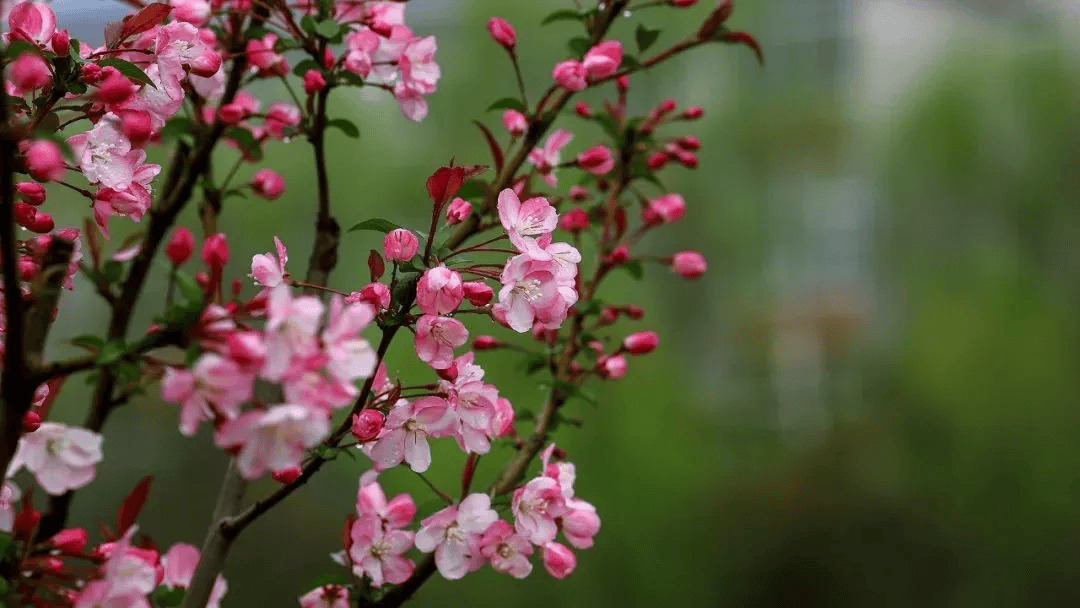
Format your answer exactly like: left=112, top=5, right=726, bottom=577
left=25, top=0, right=1080, bottom=606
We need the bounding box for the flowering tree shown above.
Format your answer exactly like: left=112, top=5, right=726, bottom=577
left=0, top=0, right=758, bottom=606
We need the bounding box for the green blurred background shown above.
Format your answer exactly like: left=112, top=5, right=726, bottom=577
left=35, top=0, right=1080, bottom=606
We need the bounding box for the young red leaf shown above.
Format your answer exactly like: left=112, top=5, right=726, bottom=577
left=342, top=512, right=357, bottom=553
left=473, top=120, right=505, bottom=176
left=120, top=3, right=172, bottom=40
left=96, top=520, right=116, bottom=543
left=722, top=31, right=764, bottom=65
left=368, top=249, right=385, bottom=282
left=116, top=475, right=152, bottom=536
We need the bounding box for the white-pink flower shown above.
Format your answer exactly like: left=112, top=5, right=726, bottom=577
left=213, top=404, right=330, bottom=479
left=478, top=519, right=533, bottom=579
left=9, top=423, right=103, bottom=495
left=414, top=494, right=498, bottom=580
left=527, top=129, right=573, bottom=187
left=322, top=295, right=378, bottom=387
left=250, top=236, right=288, bottom=288
left=498, top=253, right=578, bottom=333
left=299, top=585, right=350, bottom=608
left=368, top=397, right=453, bottom=473
left=0, top=481, right=20, bottom=533
left=356, top=478, right=416, bottom=531
left=497, top=189, right=557, bottom=257
left=261, top=284, right=325, bottom=381
left=348, top=518, right=415, bottom=587
left=414, top=315, right=468, bottom=370
left=416, top=265, right=463, bottom=316
left=68, top=114, right=140, bottom=190
left=398, top=35, right=440, bottom=95
left=161, top=353, right=253, bottom=436
left=511, top=476, right=566, bottom=545
left=161, top=543, right=228, bottom=608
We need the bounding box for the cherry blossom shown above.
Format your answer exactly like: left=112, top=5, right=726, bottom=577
left=414, top=494, right=498, bottom=580
left=250, top=236, right=289, bottom=288
left=478, top=520, right=533, bottom=579
left=299, top=585, right=350, bottom=608
left=161, top=353, right=253, bottom=436
left=527, top=129, right=573, bottom=186
left=9, top=423, right=103, bottom=495
left=368, top=397, right=453, bottom=472
left=214, top=404, right=330, bottom=479
left=511, top=476, right=566, bottom=545
left=414, top=315, right=468, bottom=369
left=161, top=543, right=228, bottom=608
left=349, top=517, right=415, bottom=586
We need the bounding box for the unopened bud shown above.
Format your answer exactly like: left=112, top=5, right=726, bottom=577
left=623, top=331, right=659, bottom=355
left=351, top=410, right=385, bottom=442
left=473, top=335, right=502, bottom=350
left=272, top=467, right=302, bottom=485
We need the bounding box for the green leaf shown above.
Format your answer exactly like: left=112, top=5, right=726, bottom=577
left=517, top=353, right=549, bottom=376
left=567, top=37, right=591, bottom=58
left=554, top=380, right=599, bottom=406
left=3, top=40, right=38, bottom=60
left=486, top=97, right=527, bottom=114
left=542, top=9, right=585, bottom=25
left=173, top=270, right=205, bottom=308
left=594, top=113, right=619, bottom=140
left=97, top=58, right=155, bottom=88
left=336, top=71, right=365, bottom=87
left=102, top=260, right=124, bottom=283
left=622, top=260, right=644, bottom=280
left=160, top=117, right=195, bottom=144
left=454, top=179, right=486, bottom=201
left=71, top=334, right=105, bottom=351
left=315, top=18, right=341, bottom=39
left=327, top=118, right=359, bottom=139
left=635, top=24, right=661, bottom=53
left=347, top=218, right=401, bottom=234
left=621, top=54, right=643, bottom=70
left=291, top=58, right=321, bottom=78
left=183, top=344, right=201, bottom=367
left=153, top=586, right=185, bottom=607
left=96, top=339, right=128, bottom=366
left=224, top=127, right=263, bottom=161
left=309, top=574, right=352, bottom=589
left=299, top=15, right=318, bottom=34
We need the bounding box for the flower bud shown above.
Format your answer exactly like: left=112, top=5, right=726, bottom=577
left=14, top=505, right=40, bottom=543
left=576, top=145, right=615, bottom=175
left=250, top=169, right=285, bottom=200
left=658, top=98, right=678, bottom=114
left=682, top=106, right=704, bottom=120
left=598, top=307, right=619, bottom=326
left=624, top=305, right=644, bottom=320
left=51, top=30, right=70, bottom=56
left=641, top=193, right=686, bottom=226
left=559, top=208, right=589, bottom=233
left=677, top=135, right=701, bottom=150
left=568, top=185, right=590, bottom=202
left=552, top=60, right=587, bottom=92
left=51, top=528, right=88, bottom=554
left=502, top=109, right=527, bottom=137
left=201, top=233, right=229, bottom=270
left=606, top=245, right=629, bottom=265
left=14, top=202, right=37, bottom=228
left=462, top=281, right=493, bottom=306
left=542, top=542, right=577, bottom=579
left=383, top=229, right=418, bottom=262
left=574, top=101, right=592, bottom=118
left=24, top=140, right=66, bottom=182
left=9, top=53, right=51, bottom=93
left=28, top=211, right=54, bottom=234
left=623, top=331, right=659, bottom=355
left=80, top=62, right=102, bottom=84
left=473, top=335, right=501, bottom=350
left=487, top=17, right=517, bottom=50
left=166, top=227, right=195, bottom=266
left=302, top=69, right=326, bottom=94
left=96, top=69, right=138, bottom=105
left=351, top=282, right=391, bottom=311
left=616, top=75, right=630, bottom=93
left=670, top=0, right=699, bottom=5
left=445, top=197, right=471, bottom=225
left=646, top=152, right=668, bottom=172
left=18, top=257, right=38, bottom=281
left=272, top=467, right=302, bottom=485
left=22, top=410, right=42, bottom=433
left=351, top=410, right=385, bottom=442
left=15, top=182, right=46, bottom=206
left=671, top=250, right=707, bottom=279
left=120, top=110, right=153, bottom=147
left=599, top=354, right=628, bottom=380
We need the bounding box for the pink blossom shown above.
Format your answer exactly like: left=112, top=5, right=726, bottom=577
left=576, top=145, right=615, bottom=175
left=527, top=129, right=573, bottom=187
left=321, top=294, right=377, bottom=386
left=552, top=59, right=586, bottom=92
left=479, top=520, right=533, bottom=578
left=303, top=69, right=327, bottom=94
left=414, top=315, right=468, bottom=369
left=8, top=422, right=102, bottom=495
left=8, top=52, right=51, bottom=93
left=170, top=0, right=211, bottom=25
left=201, top=232, right=229, bottom=270
left=541, top=541, right=576, bottom=578
left=91, top=161, right=159, bottom=238
left=299, top=585, right=350, bottom=608
left=265, top=102, right=301, bottom=139
left=671, top=250, right=707, bottom=278
left=599, top=354, right=628, bottom=379
left=161, top=353, right=253, bottom=436
left=502, top=109, right=526, bottom=137
left=251, top=169, right=285, bottom=200
left=399, top=36, right=440, bottom=95
left=349, top=518, right=415, bottom=586
left=356, top=478, right=416, bottom=530
left=492, top=397, right=515, bottom=438
left=348, top=282, right=391, bottom=311
left=368, top=398, right=450, bottom=472
left=414, top=494, right=498, bottom=580
left=393, top=82, right=428, bottom=122
left=7, top=2, right=58, bottom=48
left=642, top=193, right=686, bottom=225
left=214, top=404, right=330, bottom=479
left=261, top=285, right=325, bottom=381
left=161, top=543, right=227, bottom=608
left=250, top=235, right=289, bottom=288
left=15, top=181, right=45, bottom=205
left=512, top=477, right=566, bottom=545
left=561, top=498, right=601, bottom=549
left=583, top=40, right=623, bottom=80
left=155, top=22, right=221, bottom=80
left=383, top=228, right=418, bottom=262
left=51, top=527, right=88, bottom=553
left=497, top=189, right=557, bottom=256
left=446, top=197, right=471, bottom=224
left=559, top=208, right=589, bottom=233
left=417, top=266, right=464, bottom=316
left=486, top=17, right=516, bottom=49
left=68, top=114, right=140, bottom=190
left=498, top=253, right=578, bottom=333
left=246, top=33, right=288, bottom=76
left=343, top=29, right=379, bottom=78
left=23, top=139, right=65, bottom=182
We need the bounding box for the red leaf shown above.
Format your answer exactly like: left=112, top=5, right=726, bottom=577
left=97, top=520, right=116, bottom=542
left=368, top=249, right=385, bottom=282
left=426, top=163, right=489, bottom=208
left=473, top=120, right=505, bottom=177
left=116, top=475, right=152, bottom=536
left=341, top=513, right=357, bottom=553
left=120, top=3, right=172, bottom=39
left=722, top=31, right=764, bottom=65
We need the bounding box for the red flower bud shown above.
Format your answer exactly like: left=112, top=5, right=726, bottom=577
left=302, top=69, right=327, bottom=94
left=272, top=467, right=302, bottom=485
left=22, top=410, right=42, bottom=433
left=646, top=152, right=668, bottom=172
left=624, top=305, right=645, bottom=320
left=201, top=233, right=229, bottom=270
left=574, top=101, right=592, bottom=118
left=487, top=17, right=517, bottom=49
left=473, top=335, right=501, bottom=350
left=165, top=227, right=195, bottom=266
left=250, top=169, right=285, bottom=200
left=351, top=410, right=385, bottom=443
left=462, top=281, right=493, bottom=306
left=623, top=331, right=659, bottom=355
left=51, top=528, right=88, bottom=554
left=606, top=245, right=629, bottom=265
left=15, top=182, right=46, bottom=206
left=383, top=229, right=418, bottom=262
left=671, top=250, right=707, bottom=279
left=681, top=106, right=704, bottom=120
left=559, top=208, right=589, bottom=233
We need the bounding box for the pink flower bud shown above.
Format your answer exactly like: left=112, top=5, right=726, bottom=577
left=445, top=197, right=472, bottom=225
left=250, top=169, right=285, bottom=200
left=670, top=0, right=699, bottom=6
left=600, top=354, right=628, bottom=380
left=678, top=135, right=701, bottom=150
left=552, top=60, right=587, bottom=91
left=577, top=145, right=615, bottom=175
left=96, top=69, right=138, bottom=105
left=202, top=233, right=229, bottom=270
left=22, top=410, right=42, bottom=433
left=24, top=140, right=66, bottom=182
left=542, top=542, right=577, bottom=579
left=166, top=227, right=195, bottom=266
left=302, top=69, right=326, bottom=94
left=617, top=75, right=630, bottom=92
left=28, top=211, right=54, bottom=234
left=487, top=16, right=517, bottom=49
left=658, top=98, right=678, bottom=114
left=583, top=41, right=623, bottom=80
left=671, top=250, right=707, bottom=279
left=272, top=467, right=302, bottom=484
left=18, top=257, right=38, bottom=281
left=119, top=110, right=153, bottom=147
left=351, top=410, right=384, bottom=442
left=80, top=63, right=102, bottom=84
left=568, top=186, right=589, bottom=202
left=14, top=506, right=40, bottom=543
left=623, top=331, right=659, bottom=355
left=417, top=266, right=464, bottom=315
left=51, top=528, right=88, bottom=554
left=15, top=182, right=46, bottom=206
left=682, top=106, right=704, bottom=120
left=625, top=305, right=644, bottom=320
left=349, top=282, right=391, bottom=311
left=646, top=152, right=668, bottom=172
left=473, top=335, right=501, bottom=350
left=383, top=229, right=418, bottom=262
left=462, top=281, right=493, bottom=306
left=574, top=101, right=592, bottom=118
left=14, top=202, right=37, bottom=228
left=641, top=193, right=686, bottom=226
left=560, top=208, right=589, bottom=233
left=502, top=109, right=527, bottom=137
left=598, top=307, right=618, bottom=326
left=51, top=30, right=70, bottom=56
left=9, top=53, right=52, bottom=93
left=606, top=245, right=629, bottom=265
left=217, top=102, right=248, bottom=125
